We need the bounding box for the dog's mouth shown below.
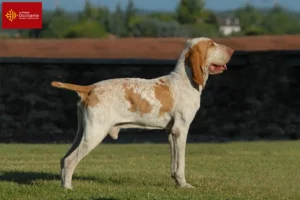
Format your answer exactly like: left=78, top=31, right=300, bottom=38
left=209, top=63, right=227, bottom=74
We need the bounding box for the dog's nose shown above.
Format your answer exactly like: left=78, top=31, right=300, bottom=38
left=228, top=48, right=234, bottom=55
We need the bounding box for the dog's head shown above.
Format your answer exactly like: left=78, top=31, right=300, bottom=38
left=185, top=37, right=234, bottom=86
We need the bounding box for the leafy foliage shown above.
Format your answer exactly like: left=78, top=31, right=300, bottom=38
left=11, top=0, right=220, bottom=39
left=149, top=12, right=175, bottom=22
left=2, top=1, right=300, bottom=38
left=64, top=20, right=107, bottom=38
left=176, top=0, right=205, bottom=24
left=234, top=4, right=300, bottom=36
left=124, top=0, right=137, bottom=36
left=110, top=2, right=126, bottom=37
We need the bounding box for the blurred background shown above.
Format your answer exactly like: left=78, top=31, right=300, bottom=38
left=1, top=0, right=300, bottom=38
left=1, top=0, right=300, bottom=143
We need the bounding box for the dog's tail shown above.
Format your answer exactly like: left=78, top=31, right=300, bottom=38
left=51, top=81, right=93, bottom=100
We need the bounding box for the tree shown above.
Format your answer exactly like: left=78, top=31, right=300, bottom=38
left=64, top=20, right=107, bottom=38
left=27, top=22, right=50, bottom=38
left=98, top=7, right=111, bottom=32
left=124, top=0, right=136, bottom=36
left=201, top=10, right=218, bottom=27
left=77, top=1, right=112, bottom=37
left=183, top=23, right=219, bottom=37
left=110, top=2, right=125, bottom=37
left=39, top=7, right=74, bottom=38
left=243, top=26, right=266, bottom=36
left=149, top=12, right=175, bottom=22
left=262, top=6, right=300, bottom=34
left=81, top=0, right=93, bottom=20
left=132, top=18, right=184, bottom=37
left=234, top=5, right=265, bottom=35
left=176, top=0, right=205, bottom=24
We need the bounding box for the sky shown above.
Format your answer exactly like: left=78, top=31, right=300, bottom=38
left=3, top=0, right=300, bottom=12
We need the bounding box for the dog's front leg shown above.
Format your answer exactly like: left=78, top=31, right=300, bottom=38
left=171, top=120, right=194, bottom=188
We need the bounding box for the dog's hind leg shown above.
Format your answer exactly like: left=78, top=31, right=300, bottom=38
left=60, top=109, right=111, bottom=189
left=168, top=133, right=177, bottom=179
left=60, top=101, right=85, bottom=188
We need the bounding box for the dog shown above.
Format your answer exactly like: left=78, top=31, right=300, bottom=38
left=51, top=37, right=234, bottom=189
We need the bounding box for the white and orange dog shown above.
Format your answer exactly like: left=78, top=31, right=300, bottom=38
left=51, top=37, right=234, bottom=189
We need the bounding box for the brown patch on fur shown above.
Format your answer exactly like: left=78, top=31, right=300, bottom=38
left=86, top=89, right=101, bottom=107
left=185, top=40, right=213, bottom=86
left=123, top=85, right=152, bottom=115
left=77, top=89, right=101, bottom=108
left=154, top=80, right=174, bottom=117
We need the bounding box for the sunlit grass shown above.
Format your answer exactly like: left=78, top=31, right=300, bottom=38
left=0, top=141, right=300, bottom=200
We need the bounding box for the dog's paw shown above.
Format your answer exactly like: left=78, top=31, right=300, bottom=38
left=177, top=183, right=195, bottom=189
left=62, top=184, right=73, bottom=190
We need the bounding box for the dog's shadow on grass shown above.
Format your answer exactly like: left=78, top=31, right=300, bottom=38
left=0, top=170, right=121, bottom=186
left=0, top=171, right=122, bottom=200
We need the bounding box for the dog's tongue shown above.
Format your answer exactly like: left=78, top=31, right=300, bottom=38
left=216, top=64, right=227, bottom=70
left=210, top=64, right=227, bottom=72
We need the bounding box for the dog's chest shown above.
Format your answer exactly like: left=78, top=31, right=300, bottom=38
left=175, top=83, right=201, bottom=112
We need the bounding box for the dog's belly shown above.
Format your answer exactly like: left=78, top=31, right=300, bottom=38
left=115, top=108, right=173, bottom=130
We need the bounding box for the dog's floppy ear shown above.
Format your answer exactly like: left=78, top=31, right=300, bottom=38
left=185, top=44, right=205, bottom=86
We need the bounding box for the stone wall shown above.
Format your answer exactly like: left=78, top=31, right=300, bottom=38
left=1, top=51, right=300, bottom=143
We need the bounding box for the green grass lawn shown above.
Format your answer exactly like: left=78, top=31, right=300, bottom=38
left=0, top=141, right=300, bottom=200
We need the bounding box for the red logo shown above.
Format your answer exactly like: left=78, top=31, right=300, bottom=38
left=2, top=2, right=42, bottom=29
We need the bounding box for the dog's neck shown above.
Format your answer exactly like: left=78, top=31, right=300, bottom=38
left=171, top=49, right=209, bottom=92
